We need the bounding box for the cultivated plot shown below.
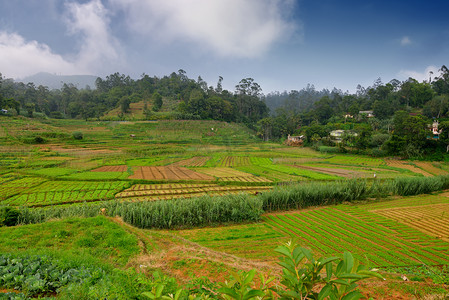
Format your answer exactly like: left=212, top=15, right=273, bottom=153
left=116, top=183, right=271, bottom=201
left=4, top=181, right=128, bottom=207
left=170, top=157, right=210, bottom=167
left=129, top=166, right=214, bottom=181
left=372, top=203, right=449, bottom=242
left=386, top=160, right=433, bottom=177
left=264, top=205, right=449, bottom=267
left=197, top=167, right=272, bottom=182
left=91, top=165, right=128, bottom=172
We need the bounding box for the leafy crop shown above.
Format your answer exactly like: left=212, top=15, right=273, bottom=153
left=0, top=254, right=103, bottom=297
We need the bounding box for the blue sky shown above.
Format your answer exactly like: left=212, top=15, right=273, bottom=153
left=0, top=0, right=448, bottom=93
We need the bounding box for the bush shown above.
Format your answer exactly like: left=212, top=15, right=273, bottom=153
left=0, top=207, right=21, bottom=226
left=318, top=145, right=342, bottom=153
left=33, top=135, right=46, bottom=144
left=72, top=131, right=83, bottom=140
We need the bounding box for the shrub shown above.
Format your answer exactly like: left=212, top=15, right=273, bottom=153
left=72, top=131, right=83, bottom=140
left=33, top=136, right=46, bottom=144
left=0, top=206, right=21, bottom=226
left=318, top=145, right=342, bottom=153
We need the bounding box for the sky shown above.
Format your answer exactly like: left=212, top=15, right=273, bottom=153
left=0, top=0, right=448, bottom=94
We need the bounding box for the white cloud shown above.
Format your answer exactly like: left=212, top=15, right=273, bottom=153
left=0, top=0, right=124, bottom=79
left=110, top=0, right=297, bottom=58
left=64, top=0, right=124, bottom=72
left=0, top=31, right=82, bottom=78
left=400, top=36, right=411, bottom=46
left=398, top=65, right=441, bottom=82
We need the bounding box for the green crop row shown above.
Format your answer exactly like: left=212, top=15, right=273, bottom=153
left=5, top=190, right=116, bottom=206
left=264, top=206, right=449, bottom=267
left=312, top=208, right=449, bottom=264
left=60, top=171, right=130, bottom=180
left=0, top=177, right=47, bottom=200
left=249, top=157, right=272, bottom=165
left=24, top=181, right=128, bottom=193
left=236, top=165, right=301, bottom=182
left=324, top=155, right=384, bottom=166
left=11, top=176, right=449, bottom=230
left=21, top=167, right=77, bottom=177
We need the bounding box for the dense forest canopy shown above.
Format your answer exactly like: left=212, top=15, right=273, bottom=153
left=0, top=70, right=268, bottom=124
left=2, top=65, right=449, bottom=159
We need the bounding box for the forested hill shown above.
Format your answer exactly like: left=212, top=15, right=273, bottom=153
left=2, top=65, right=449, bottom=159
left=0, top=70, right=268, bottom=124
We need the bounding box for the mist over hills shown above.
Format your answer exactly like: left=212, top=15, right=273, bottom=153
left=18, top=72, right=98, bottom=90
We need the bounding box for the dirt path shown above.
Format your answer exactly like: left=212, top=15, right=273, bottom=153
left=108, top=216, right=280, bottom=283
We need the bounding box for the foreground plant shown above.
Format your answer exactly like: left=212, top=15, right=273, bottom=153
left=274, top=241, right=384, bottom=300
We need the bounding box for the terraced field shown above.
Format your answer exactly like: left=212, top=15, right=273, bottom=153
left=372, top=203, right=449, bottom=242
left=3, top=181, right=128, bottom=207
left=116, top=183, right=272, bottom=201
left=196, top=167, right=272, bottom=182
left=170, top=156, right=210, bottom=167
left=386, top=160, right=433, bottom=176
left=129, top=166, right=214, bottom=181
left=91, top=165, right=128, bottom=172
left=413, top=161, right=448, bottom=176
left=178, top=194, right=449, bottom=268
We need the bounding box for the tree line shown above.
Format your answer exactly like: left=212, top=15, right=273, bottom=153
left=0, top=70, right=268, bottom=125
left=259, top=65, right=449, bottom=159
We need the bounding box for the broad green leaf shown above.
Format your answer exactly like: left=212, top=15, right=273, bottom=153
left=320, top=257, right=340, bottom=266
left=242, top=289, right=265, bottom=300
left=218, top=287, right=239, bottom=299
left=326, top=262, right=333, bottom=281
left=282, top=289, right=304, bottom=300
left=278, top=261, right=297, bottom=276
left=318, top=284, right=332, bottom=300
left=155, top=284, right=165, bottom=298
left=343, top=252, right=354, bottom=273
left=301, top=248, right=314, bottom=262
left=341, top=290, right=362, bottom=300
left=142, top=292, right=155, bottom=299
left=357, top=270, right=385, bottom=280
left=243, top=269, right=256, bottom=285
left=330, top=279, right=350, bottom=286
left=338, top=274, right=368, bottom=280
left=275, top=246, right=292, bottom=259
left=335, top=261, right=344, bottom=276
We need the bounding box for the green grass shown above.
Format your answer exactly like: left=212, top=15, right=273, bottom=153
left=0, top=216, right=139, bottom=266
left=60, top=171, right=130, bottom=180
left=21, top=167, right=78, bottom=177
